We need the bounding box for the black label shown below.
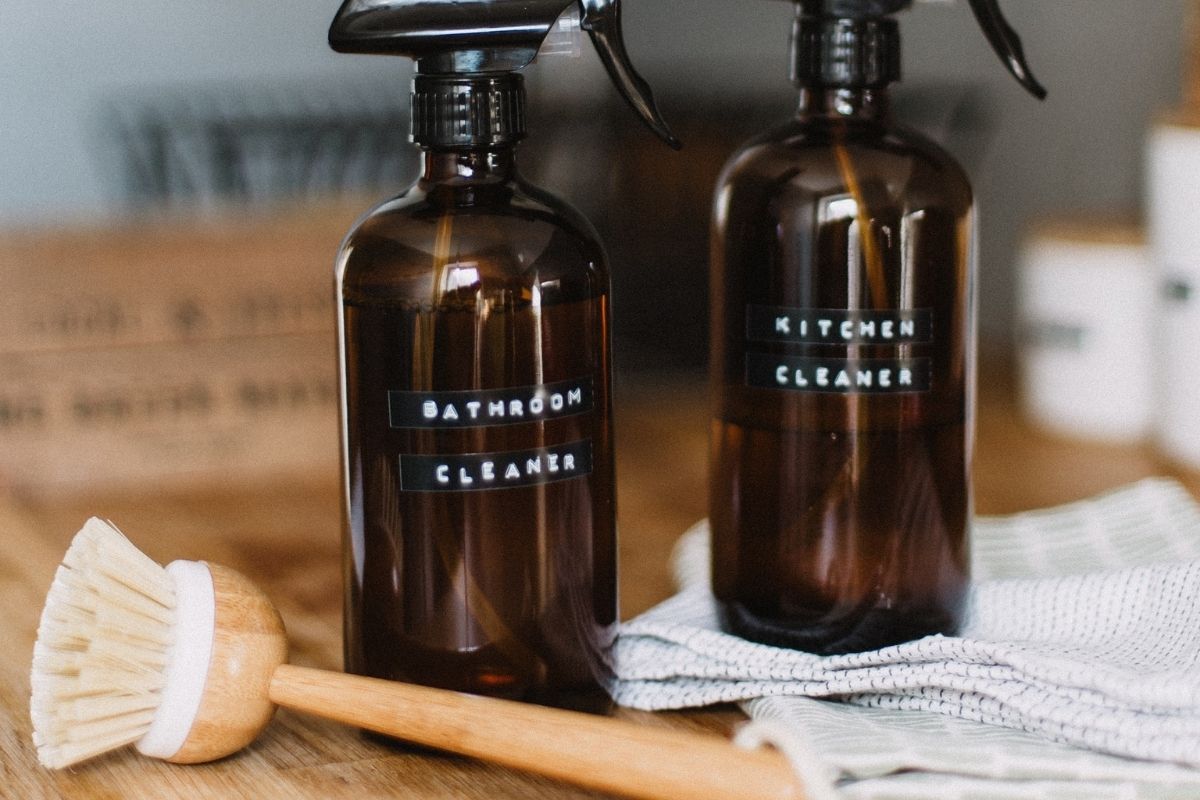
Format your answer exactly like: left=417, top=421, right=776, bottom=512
left=1164, top=278, right=1194, bottom=303
left=747, top=306, right=933, bottom=344
left=747, top=353, right=931, bottom=394
left=389, top=378, right=593, bottom=429
left=1022, top=321, right=1087, bottom=351
left=399, top=440, right=593, bottom=492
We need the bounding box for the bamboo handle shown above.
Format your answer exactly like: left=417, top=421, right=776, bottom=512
left=268, top=665, right=804, bottom=800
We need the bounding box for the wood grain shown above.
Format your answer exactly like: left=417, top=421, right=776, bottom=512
left=1, top=371, right=1196, bottom=798
left=269, top=664, right=802, bottom=800
left=168, top=564, right=288, bottom=765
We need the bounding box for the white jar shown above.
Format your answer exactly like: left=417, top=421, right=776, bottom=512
left=1148, top=116, right=1200, bottom=469
left=1017, top=217, right=1154, bottom=443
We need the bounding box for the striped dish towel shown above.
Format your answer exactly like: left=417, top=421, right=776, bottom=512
left=611, top=479, right=1200, bottom=799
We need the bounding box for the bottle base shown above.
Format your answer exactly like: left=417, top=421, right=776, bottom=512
left=345, top=649, right=614, bottom=714
left=356, top=682, right=613, bottom=748
left=347, top=664, right=613, bottom=710
left=718, top=600, right=960, bottom=655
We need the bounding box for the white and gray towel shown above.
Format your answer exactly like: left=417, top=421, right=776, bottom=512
left=612, top=479, right=1200, bottom=798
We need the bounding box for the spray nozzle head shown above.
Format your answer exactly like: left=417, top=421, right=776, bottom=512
left=796, top=0, right=1046, bottom=99
left=964, top=0, right=1046, bottom=99
left=329, top=0, right=680, bottom=148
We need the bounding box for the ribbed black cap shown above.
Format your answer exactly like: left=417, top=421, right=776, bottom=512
left=792, top=16, right=900, bottom=88
left=410, top=73, right=526, bottom=148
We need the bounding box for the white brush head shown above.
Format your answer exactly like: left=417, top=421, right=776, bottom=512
left=30, top=518, right=288, bottom=769
left=29, top=519, right=215, bottom=769
left=134, top=560, right=216, bottom=760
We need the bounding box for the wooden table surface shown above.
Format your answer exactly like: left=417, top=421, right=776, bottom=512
left=1, top=373, right=1195, bottom=800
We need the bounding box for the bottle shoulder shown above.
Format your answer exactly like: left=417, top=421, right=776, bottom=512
left=718, top=118, right=973, bottom=213
left=337, top=179, right=608, bottom=307
left=343, top=179, right=604, bottom=251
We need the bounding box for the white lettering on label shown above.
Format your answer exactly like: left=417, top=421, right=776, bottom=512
left=411, top=382, right=589, bottom=426
left=771, top=363, right=922, bottom=392
left=757, top=310, right=926, bottom=343
left=429, top=450, right=585, bottom=488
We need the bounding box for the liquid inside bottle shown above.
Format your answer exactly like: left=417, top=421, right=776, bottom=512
left=709, top=86, right=974, bottom=654
left=338, top=148, right=616, bottom=712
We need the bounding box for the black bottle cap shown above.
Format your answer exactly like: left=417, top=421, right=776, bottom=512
left=793, top=0, right=1045, bottom=99
left=410, top=74, right=526, bottom=148
left=792, top=14, right=901, bottom=89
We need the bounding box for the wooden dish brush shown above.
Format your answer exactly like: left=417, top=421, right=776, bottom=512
left=30, top=518, right=821, bottom=800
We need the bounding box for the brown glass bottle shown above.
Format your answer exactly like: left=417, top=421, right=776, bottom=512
left=709, top=80, right=975, bottom=654
left=337, top=144, right=616, bottom=713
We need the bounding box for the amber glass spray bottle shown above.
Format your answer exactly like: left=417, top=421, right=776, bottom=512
left=710, top=0, right=1045, bottom=654
left=329, top=0, right=677, bottom=712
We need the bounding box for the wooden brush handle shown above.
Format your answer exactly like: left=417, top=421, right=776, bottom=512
left=268, top=664, right=804, bottom=800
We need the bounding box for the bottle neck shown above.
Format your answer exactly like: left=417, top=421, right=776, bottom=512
left=410, top=73, right=526, bottom=150
left=420, top=147, right=519, bottom=186
left=796, top=86, right=891, bottom=122
left=790, top=13, right=900, bottom=122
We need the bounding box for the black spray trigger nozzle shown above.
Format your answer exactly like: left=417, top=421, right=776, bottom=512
left=794, top=0, right=1045, bottom=100
left=328, top=0, right=680, bottom=148
left=578, top=0, right=682, bottom=149
left=966, top=0, right=1047, bottom=99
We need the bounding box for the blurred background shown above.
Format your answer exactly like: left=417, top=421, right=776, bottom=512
left=0, top=0, right=1196, bottom=490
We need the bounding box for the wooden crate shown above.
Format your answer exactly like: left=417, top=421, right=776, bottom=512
left=0, top=204, right=362, bottom=492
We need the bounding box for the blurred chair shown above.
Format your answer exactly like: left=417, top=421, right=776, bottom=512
left=99, top=80, right=994, bottom=372
left=105, top=81, right=416, bottom=207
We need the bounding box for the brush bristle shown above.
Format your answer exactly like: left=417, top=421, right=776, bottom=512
left=30, top=518, right=176, bottom=769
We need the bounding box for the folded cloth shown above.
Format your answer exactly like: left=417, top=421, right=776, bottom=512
left=611, top=479, right=1200, bottom=798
